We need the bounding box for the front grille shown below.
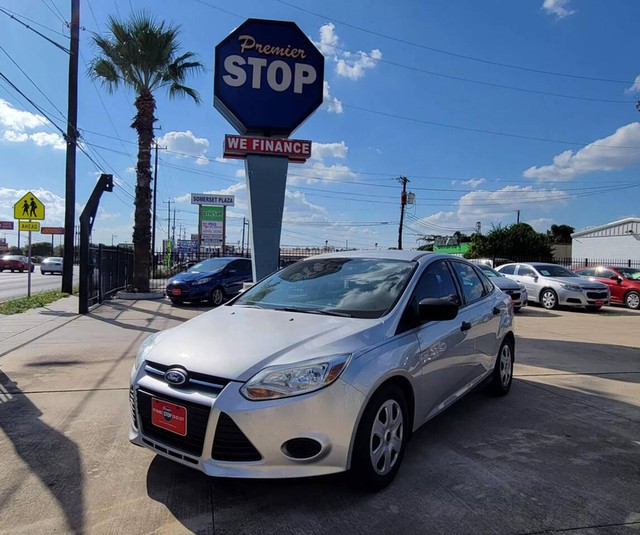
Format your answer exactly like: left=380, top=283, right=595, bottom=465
left=505, top=290, right=521, bottom=301
left=137, top=388, right=211, bottom=456
left=212, top=413, right=262, bottom=462
left=129, top=387, right=138, bottom=430
left=586, top=291, right=608, bottom=299
left=145, top=361, right=230, bottom=394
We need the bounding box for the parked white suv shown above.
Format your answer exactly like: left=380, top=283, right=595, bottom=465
left=496, top=262, right=610, bottom=310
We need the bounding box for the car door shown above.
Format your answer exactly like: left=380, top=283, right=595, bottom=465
left=449, top=260, right=500, bottom=376
left=514, top=265, right=540, bottom=300
left=596, top=268, right=623, bottom=303
left=406, top=260, right=480, bottom=423
left=223, top=259, right=251, bottom=295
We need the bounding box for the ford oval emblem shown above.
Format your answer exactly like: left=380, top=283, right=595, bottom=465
left=165, top=369, right=187, bottom=385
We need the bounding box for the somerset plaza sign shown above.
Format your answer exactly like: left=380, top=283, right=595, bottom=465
left=214, top=18, right=324, bottom=136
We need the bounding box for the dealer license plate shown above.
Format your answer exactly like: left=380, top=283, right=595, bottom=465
left=595, top=300, right=604, bottom=306
left=151, top=398, right=187, bottom=436
left=170, top=288, right=182, bottom=296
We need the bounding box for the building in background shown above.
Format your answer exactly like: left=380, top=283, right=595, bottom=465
left=571, top=217, right=640, bottom=264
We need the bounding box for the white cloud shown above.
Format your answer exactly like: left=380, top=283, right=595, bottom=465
left=0, top=99, right=47, bottom=131
left=420, top=185, right=569, bottom=232
left=458, top=178, right=486, bottom=188
left=29, top=132, right=65, bottom=150
left=323, top=81, right=343, bottom=114
left=3, top=131, right=28, bottom=143
left=157, top=130, right=210, bottom=162
left=336, top=49, right=382, bottom=81
left=523, top=122, right=640, bottom=182
left=314, top=23, right=382, bottom=80
left=542, top=0, right=575, bottom=19
left=625, top=75, right=640, bottom=94
left=311, top=141, right=348, bottom=160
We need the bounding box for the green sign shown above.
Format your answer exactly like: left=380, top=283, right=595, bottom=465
left=201, top=206, right=224, bottom=236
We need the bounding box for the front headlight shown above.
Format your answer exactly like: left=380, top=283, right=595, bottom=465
left=192, top=277, right=213, bottom=286
left=240, top=354, right=351, bottom=401
left=135, top=332, right=160, bottom=371
left=561, top=283, right=582, bottom=292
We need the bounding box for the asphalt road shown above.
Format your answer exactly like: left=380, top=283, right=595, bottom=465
left=0, top=300, right=638, bottom=534
left=0, top=266, right=79, bottom=302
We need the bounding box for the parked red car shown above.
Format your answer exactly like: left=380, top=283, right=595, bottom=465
left=574, top=266, right=640, bottom=310
left=0, top=255, right=35, bottom=273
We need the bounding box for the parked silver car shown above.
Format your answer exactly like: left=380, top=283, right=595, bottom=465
left=474, top=262, right=528, bottom=311
left=130, top=251, right=515, bottom=490
left=496, top=262, right=610, bottom=310
left=40, top=257, right=63, bottom=275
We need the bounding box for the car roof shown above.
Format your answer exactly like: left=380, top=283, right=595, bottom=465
left=307, top=250, right=449, bottom=262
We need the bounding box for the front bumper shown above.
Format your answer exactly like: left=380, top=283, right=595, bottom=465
left=166, top=283, right=209, bottom=301
left=557, top=288, right=610, bottom=307
left=129, top=365, right=366, bottom=478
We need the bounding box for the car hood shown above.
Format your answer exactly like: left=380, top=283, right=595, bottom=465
left=490, top=277, right=521, bottom=291
left=144, top=306, right=384, bottom=382
left=169, top=271, right=219, bottom=283
left=546, top=276, right=607, bottom=289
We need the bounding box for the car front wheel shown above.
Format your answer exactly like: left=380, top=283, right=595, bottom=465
left=625, top=291, right=640, bottom=310
left=351, top=384, right=408, bottom=492
left=210, top=287, right=225, bottom=306
left=540, top=289, right=558, bottom=310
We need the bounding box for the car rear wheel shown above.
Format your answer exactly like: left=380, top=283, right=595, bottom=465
left=540, top=289, right=558, bottom=310
left=351, top=384, right=408, bottom=492
left=490, top=338, right=514, bottom=396
left=625, top=291, right=640, bottom=310
left=210, top=287, right=225, bottom=306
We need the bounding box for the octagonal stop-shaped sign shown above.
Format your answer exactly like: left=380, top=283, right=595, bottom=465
left=214, top=18, right=324, bottom=137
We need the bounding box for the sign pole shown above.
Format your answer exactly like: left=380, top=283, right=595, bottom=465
left=27, top=228, right=32, bottom=298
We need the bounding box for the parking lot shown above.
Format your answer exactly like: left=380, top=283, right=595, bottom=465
left=0, top=298, right=638, bottom=534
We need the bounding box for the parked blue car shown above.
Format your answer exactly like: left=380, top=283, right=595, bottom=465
left=166, top=257, right=253, bottom=306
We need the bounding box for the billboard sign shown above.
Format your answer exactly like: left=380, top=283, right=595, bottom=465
left=223, top=134, right=311, bottom=162
left=0, top=221, right=14, bottom=230
left=214, top=18, right=324, bottom=136
left=41, top=227, right=65, bottom=235
left=191, top=193, right=235, bottom=206
left=200, top=206, right=225, bottom=236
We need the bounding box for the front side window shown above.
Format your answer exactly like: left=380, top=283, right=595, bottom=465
left=498, top=264, right=516, bottom=275
left=450, top=261, right=487, bottom=305
left=412, top=260, right=460, bottom=304
left=517, top=266, right=536, bottom=277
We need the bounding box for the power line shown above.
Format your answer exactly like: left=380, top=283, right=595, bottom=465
left=0, top=7, right=69, bottom=53
left=274, top=0, right=634, bottom=85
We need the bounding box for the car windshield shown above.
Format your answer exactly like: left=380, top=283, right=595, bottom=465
left=616, top=267, right=640, bottom=280
left=44, top=257, right=62, bottom=263
left=535, top=264, right=575, bottom=277
left=233, top=257, right=416, bottom=319
left=478, top=264, right=502, bottom=278
left=187, top=258, right=232, bottom=273
left=3, top=255, right=20, bottom=260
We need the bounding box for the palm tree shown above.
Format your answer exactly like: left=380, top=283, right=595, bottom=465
left=90, top=12, right=203, bottom=292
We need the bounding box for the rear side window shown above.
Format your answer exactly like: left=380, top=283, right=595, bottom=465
left=473, top=266, right=496, bottom=295
left=499, top=264, right=516, bottom=275
left=450, top=261, right=487, bottom=305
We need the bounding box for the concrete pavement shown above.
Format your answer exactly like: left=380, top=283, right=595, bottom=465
left=0, top=299, right=639, bottom=534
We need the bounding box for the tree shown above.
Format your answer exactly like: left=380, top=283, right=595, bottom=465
left=466, top=223, right=553, bottom=260
left=90, top=13, right=203, bottom=291
left=546, top=224, right=575, bottom=244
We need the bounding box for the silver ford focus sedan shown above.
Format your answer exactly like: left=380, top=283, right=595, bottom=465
left=130, top=251, right=515, bottom=490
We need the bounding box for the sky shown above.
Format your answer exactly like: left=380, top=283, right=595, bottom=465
left=1, top=0, right=640, bottom=251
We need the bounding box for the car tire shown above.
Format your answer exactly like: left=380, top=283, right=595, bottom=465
left=540, top=289, right=558, bottom=310
left=210, top=287, right=225, bottom=306
left=489, top=337, right=514, bottom=396
left=351, top=384, right=408, bottom=492
left=169, top=298, right=183, bottom=305
left=625, top=291, right=640, bottom=310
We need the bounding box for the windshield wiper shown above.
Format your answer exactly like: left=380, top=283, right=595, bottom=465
left=274, top=307, right=353, bottom=318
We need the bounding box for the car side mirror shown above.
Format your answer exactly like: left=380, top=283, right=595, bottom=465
left=418, top=298, right=459, bottom=322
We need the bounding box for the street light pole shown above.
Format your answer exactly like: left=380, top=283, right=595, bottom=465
left=397, top=176, right=410, bottom=250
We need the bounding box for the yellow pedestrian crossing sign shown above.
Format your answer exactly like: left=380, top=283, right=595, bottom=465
left=14, top=191, right=45, bottom=221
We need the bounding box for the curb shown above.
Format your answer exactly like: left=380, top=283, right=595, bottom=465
left=116, top=292, right=165, bottom=300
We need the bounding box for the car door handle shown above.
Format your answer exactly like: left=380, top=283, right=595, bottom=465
left=460, top=321, right=472, bottom=332
left=493, top=307, right=501, bottom=315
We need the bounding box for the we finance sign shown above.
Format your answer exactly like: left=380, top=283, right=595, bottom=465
left=214, top=18, right=324, bottom=136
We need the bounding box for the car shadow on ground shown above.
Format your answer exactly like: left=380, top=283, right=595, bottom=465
left=0, top=370, right=85, bottom=535
left=144, top=378, right=640, bottom=535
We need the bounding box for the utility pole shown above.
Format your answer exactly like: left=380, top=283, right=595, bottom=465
left=516, top=210, right=521, bottom=224
left=163, top=199, right=173, bottom=245
left=62, top=0, right=80, bottom=294
left=241, top=217, right=246, bottom=255
left=397, top=176, right=410, bottom=250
